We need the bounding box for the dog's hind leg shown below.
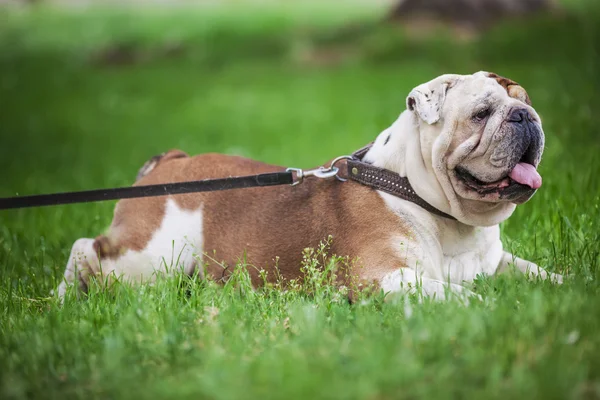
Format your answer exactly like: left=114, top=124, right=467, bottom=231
left=53, top=238, right=99, bottom=300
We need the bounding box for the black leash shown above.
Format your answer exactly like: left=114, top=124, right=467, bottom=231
left=0, top=146, right=454, bottom=220
left=0, top=172, right=293, bottom=210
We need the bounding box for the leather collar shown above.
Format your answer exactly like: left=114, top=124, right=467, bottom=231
left=345, top=143, right=456, bottom=220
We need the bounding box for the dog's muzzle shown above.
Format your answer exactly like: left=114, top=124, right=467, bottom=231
left=453, top=107, right=545, bottom=203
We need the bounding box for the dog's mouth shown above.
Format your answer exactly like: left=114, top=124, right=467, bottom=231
left=455, top=162, right=541, bottom=200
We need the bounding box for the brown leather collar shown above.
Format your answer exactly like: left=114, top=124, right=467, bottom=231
left=346, top=143, right=456, bottom=220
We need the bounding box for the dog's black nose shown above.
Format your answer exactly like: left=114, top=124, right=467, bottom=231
left=508, top=108, right=531, bottom=123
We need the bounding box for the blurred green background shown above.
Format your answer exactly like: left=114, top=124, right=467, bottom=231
left=0, top=1, right=599, bottom=398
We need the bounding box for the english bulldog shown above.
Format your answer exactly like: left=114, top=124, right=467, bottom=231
left=54, top=71, right=563, bottom=302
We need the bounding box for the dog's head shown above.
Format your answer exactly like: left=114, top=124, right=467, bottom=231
left=398, top=71, right=544, bottom=225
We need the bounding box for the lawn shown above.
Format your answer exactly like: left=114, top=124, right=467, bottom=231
left=0, top=2, right=599, bottom=399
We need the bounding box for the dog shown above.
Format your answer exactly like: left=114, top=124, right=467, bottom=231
left=53, top=71, right=563, bottom=302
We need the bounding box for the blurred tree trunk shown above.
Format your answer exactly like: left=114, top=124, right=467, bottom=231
left=388, top=0, right=557, bottom=29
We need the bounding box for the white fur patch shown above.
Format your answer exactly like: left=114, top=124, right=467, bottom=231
left=378, top=190, right=503, bottom=285
left=380, top=268, right=479, bottom=303
left=54, top=238, right=97, bottom=298
left=100, top=199, right=203, bottom=283
left=380, top=268, right=418, bottom=293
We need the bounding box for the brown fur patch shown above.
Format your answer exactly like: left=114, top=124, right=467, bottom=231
left=487, top=72, right=532, bottom=105
left=93, top=235, right=125, bottom=260
left=100, top=152, right=412, bottom=292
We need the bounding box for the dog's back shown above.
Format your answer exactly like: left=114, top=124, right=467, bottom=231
left=76, top=150, right=406, bottom=290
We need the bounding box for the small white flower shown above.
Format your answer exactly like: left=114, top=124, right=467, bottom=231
left=564, top=330, right=580, bottom=345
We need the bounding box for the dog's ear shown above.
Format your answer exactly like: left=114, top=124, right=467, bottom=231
left=406, top=75, right=461, bottom=125
left=486, top=72, right=532, bottom=105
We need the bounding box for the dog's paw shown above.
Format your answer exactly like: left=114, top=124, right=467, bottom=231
left=50, top=282, right=68, bottom=305
left=549, top=272, right=564, bottom=285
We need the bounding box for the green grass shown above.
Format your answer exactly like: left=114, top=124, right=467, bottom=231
left=1, top=2, right=600, bottom=399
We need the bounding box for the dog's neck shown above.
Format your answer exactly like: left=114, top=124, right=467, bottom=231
left=363, top=111, right=516, bottom=227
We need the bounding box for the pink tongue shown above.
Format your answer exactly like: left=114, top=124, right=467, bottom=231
left=509, top=163, right=542, bottom=189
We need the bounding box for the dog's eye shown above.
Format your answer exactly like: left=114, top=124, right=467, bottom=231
left=473, top=108, right=491, bottom=122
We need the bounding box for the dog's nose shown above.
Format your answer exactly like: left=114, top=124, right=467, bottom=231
left=508, top=108, right=531, bottom=123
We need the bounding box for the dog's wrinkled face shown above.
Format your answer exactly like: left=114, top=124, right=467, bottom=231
left=407, top=71, right=544, bottom=207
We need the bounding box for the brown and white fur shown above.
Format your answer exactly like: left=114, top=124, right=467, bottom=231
left=54, top=71, right=563, bottom=302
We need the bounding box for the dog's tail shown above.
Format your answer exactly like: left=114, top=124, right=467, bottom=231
left=135, top=149, right=189, bottom=182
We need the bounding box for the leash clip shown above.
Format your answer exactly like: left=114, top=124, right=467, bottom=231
left=286, top=155, right=352, bottom=186
left=286, top=166, right=339, bottom=186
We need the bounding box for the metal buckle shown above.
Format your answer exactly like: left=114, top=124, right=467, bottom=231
left=329, top=155, right=352, bottom=182
left=286, top=168, right=304, bottom=186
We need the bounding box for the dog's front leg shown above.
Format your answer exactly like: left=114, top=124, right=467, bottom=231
left=380, top=268, right=481, bottom=304
left=496, top=251, right=563, bottom=284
